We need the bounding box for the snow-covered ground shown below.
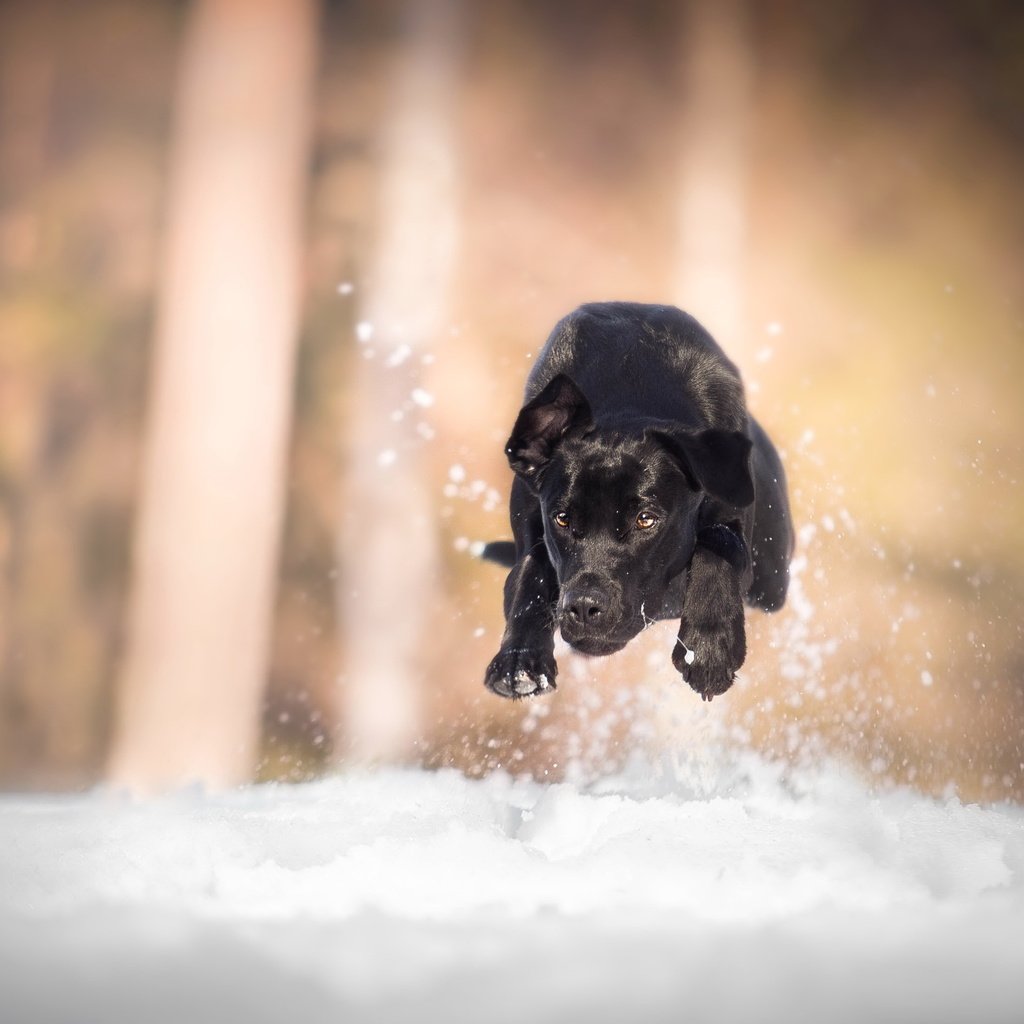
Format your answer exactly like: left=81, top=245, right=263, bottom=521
left=2, top=753, right=1023, bottom=1024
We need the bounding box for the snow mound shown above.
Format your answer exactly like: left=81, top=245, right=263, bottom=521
left=2, top=755, right=1023, bottom=1023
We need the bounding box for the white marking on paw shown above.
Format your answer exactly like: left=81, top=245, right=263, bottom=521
left=513, top=671, right=537, bottom=695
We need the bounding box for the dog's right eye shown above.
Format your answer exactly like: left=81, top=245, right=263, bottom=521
left=553, top=511, right=570, bottom=529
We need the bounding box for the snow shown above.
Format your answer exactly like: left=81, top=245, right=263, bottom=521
left=2, top=755, right=1023, bottom=1023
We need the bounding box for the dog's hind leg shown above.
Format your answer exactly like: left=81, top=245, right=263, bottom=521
left=480, top=541, right=516, bottom=568
left=747, top=418, right=794, bottom=612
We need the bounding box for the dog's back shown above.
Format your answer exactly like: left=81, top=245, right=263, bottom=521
left=526, top=302, right=747, bottom=434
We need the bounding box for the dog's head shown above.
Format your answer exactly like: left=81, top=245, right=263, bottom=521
left=505, top=374, right=754, bottom=656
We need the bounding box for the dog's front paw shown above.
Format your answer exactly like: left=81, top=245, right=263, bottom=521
left=672, top=619, right=745, bottom=702
left=484, top=646, right=557, bottom=699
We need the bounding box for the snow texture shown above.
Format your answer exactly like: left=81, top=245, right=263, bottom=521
left=2, top=754, right=1024, bottom=1024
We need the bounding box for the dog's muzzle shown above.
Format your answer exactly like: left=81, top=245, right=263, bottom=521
left=558, top=576, right=631, bottom=656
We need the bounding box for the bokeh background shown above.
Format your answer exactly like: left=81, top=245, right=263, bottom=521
left=1, top=0, right=1021, bottom=799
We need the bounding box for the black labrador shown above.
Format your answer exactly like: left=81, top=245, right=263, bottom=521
left=482, top=301, right=793, bottom=701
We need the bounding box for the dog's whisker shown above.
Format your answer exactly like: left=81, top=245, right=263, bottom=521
left=640, top=601, right=656, bottom=630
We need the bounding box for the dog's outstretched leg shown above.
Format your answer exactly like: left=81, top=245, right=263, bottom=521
left=484, top=474, right=561, bottom=699
left=674, top=524, right=748, bottom=700
left=485, top=549, right=559, bottom=698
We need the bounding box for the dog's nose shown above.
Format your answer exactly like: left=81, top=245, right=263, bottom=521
left=563, top=588, right=606, bottom=625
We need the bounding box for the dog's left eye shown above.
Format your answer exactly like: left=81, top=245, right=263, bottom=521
left=635, top=511, right=658, bottom=530
left=553, top=511, right=570, bottom=529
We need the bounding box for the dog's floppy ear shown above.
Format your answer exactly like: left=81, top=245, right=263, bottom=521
left=505, top=374, right=592, bottom=480
left=650, top=426, right=755, bottom=508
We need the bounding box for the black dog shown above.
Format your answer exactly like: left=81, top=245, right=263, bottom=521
left=482, top=302, right=793, bottom=701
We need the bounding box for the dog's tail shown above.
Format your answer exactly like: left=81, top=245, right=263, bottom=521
left=480, top=540, right=516, bottom=568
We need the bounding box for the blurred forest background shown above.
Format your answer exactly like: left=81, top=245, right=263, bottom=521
left=1, top=0, right=1022, bottom=800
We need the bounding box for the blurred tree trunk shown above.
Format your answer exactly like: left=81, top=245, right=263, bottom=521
left=0, top=0, right=61, bottom=786
left=336, top=0, right=461, bottom=764
left=673, top=0, right=752, bottom=354
left=107, top=0, right=319, bottom=791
